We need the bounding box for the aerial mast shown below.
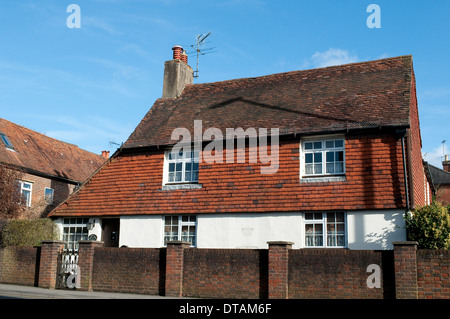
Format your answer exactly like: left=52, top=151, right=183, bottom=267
left=188, top=32, right=216, bottom=79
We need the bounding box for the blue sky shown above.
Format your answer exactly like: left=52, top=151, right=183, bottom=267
left=1, top=0, right=449, bottom=168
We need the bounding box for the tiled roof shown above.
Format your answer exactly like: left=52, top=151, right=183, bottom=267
left=124, top=55, right=414, bottom=149
left=50, top=55, right=417, bottom=217
left=426, top=163, right=450, bottom=186
left=0, top=118, right=106, bottom=183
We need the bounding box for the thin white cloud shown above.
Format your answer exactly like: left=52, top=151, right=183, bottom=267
left=306, top=48, right=359, bottom=68
left=83, top=16, right=124, bottom=35
left=423, top=145, right=448, bottom=168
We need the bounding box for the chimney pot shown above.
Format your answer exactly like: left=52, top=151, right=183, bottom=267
left=181, top=50, right=188, bottom=64
left=443, top=155, right=450, bottom=172
left=101, top=150, right=110, bottom=158
left=172, top=45, right=183, bottom=60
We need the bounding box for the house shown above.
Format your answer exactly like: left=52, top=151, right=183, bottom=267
left=49, top=47, right=431, bottom=250
left=0, top=118, right=107, bottom=219
left=425, top=156, right=450, bottom=205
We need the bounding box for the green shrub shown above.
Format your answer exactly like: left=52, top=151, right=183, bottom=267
left=1, top=218, right=59, bottom=247
left=406, top=202, right=450, bottom=249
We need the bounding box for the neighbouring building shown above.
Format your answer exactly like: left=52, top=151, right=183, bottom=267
left=50, top=47, right=431, bottom=251
left=425, top=156, right=450, bottom=205
left=0, top=118, right=106, bottom=219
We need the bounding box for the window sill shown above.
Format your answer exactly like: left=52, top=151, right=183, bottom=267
left=161, top=183, right=203, bottom=191
left=300, top=175, right=346, bottom=183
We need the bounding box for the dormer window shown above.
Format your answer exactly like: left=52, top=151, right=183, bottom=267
left=0, top=132, right=14, bottom=150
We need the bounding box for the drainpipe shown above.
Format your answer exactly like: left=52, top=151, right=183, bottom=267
left=401, top=136, right=410, bottom=211
left=397, top=129, right=410, bottom=211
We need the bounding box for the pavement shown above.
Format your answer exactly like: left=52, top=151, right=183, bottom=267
left=0, top=283, right=179, bottom=299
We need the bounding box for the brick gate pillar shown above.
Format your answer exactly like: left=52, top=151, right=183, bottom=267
left=267, top=241, right=293, bottom=299
left=38, top=240, right=65, bottom=289
left=165, top=241, right=190, bottom=297
left=77, top=240, right=104, bottom=291
left=393, top=241, right=418, bottom=299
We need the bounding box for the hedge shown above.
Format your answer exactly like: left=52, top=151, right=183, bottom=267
left=0, top=218, right=59, bottom=247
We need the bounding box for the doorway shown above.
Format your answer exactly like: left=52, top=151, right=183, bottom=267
left=102, top=218, right=120, bottom=247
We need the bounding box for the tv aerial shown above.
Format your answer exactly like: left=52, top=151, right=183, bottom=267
left=186, top=32, right=216, bottom=78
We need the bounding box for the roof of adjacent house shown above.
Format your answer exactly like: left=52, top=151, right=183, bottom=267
left=426, top=162, right=450, bottom=186
left=124, top=55, right=414, bottom=149
left=0, top=118, right=106, bottom=183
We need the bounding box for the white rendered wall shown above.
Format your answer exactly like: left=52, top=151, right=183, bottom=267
left=346, top=210, right=406, bottom=250
left=196, top=213, right=303, bottom=249
left=53, top=209, right=407, bottom=250
left=119, top=215, right=163, bottom=248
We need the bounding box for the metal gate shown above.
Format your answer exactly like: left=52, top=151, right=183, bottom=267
left=57, top=250, right=79, bottom=289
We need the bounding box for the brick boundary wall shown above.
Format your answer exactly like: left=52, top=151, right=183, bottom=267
left=1, top=240, right=449, bottom=299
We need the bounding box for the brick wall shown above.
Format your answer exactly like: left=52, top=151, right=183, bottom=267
left=0, top=246, right=39, bottom=286
left=1, top=241, right=448, bottom=299
left=92, top=247, right=163, bottom=295
left=417, top=250, right=450, bottom=299
left=408, top=71, right=430, bottom=208
left=288, top=248, right=394, bottom=299
left=182, top=248, right=267, bottom=298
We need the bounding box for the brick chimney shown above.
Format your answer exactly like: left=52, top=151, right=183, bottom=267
left=162, top=45, right=193, bottom=98
left=443, top=155, right=450, bottom=172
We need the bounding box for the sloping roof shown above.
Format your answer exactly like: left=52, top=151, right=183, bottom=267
left=0, top=118, right=106, bottom=183
left=426, top=162, right=450, bottom=186
left=124, top=55, right=414, bottom=149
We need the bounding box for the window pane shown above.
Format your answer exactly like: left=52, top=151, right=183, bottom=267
left=335, top=212, right=345, bottom=222
left=305, top=164, right=313, bottom=175
left=168, top=163, right=175, bottom=172
left=304, top=142, right=313, bottom=150
left=314, top=164, right=322, bottom=174
left=305, top=153, right=313, bottom=163
left=326, top=152, right=334, bottom=163
left=337, top=151, right=344, bottom=162
left=175, top=162, right=182, bottom=172
left=326, top=163, right=334, bottom=174
left=313, top=141, right=322, bottom=149
left=335, top=140, right=344, bottom=148
left=325, top=140, right=334, bottom=148
left=314, top=153, right=322, bottom=163
left=305, top=213, right=314, bottom=220
left=314, top=213, right=322, bottom=219
left=175, top=172, right=182, bottom=182
left=327, top=212, right=335, bottom=222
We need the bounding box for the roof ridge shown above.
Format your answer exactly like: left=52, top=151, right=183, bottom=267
left=178, top=55, right=413, bottom=91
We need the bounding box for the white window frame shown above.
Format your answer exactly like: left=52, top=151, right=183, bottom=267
left=163, top=215, right=197, bottom=247
left=300, top=135, right=345, bottom=178
left=44, top=187, right=54, bottom=204
left=163, top=147, right=199, bottom=185
left=303, top=212, right=347, bottom=248
left=62, top=218, right=89, bottom=251
left=19, top=181, right=32, bottom=207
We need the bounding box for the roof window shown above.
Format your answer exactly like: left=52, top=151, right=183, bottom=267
left=0, top=132, right=14, bottom=150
